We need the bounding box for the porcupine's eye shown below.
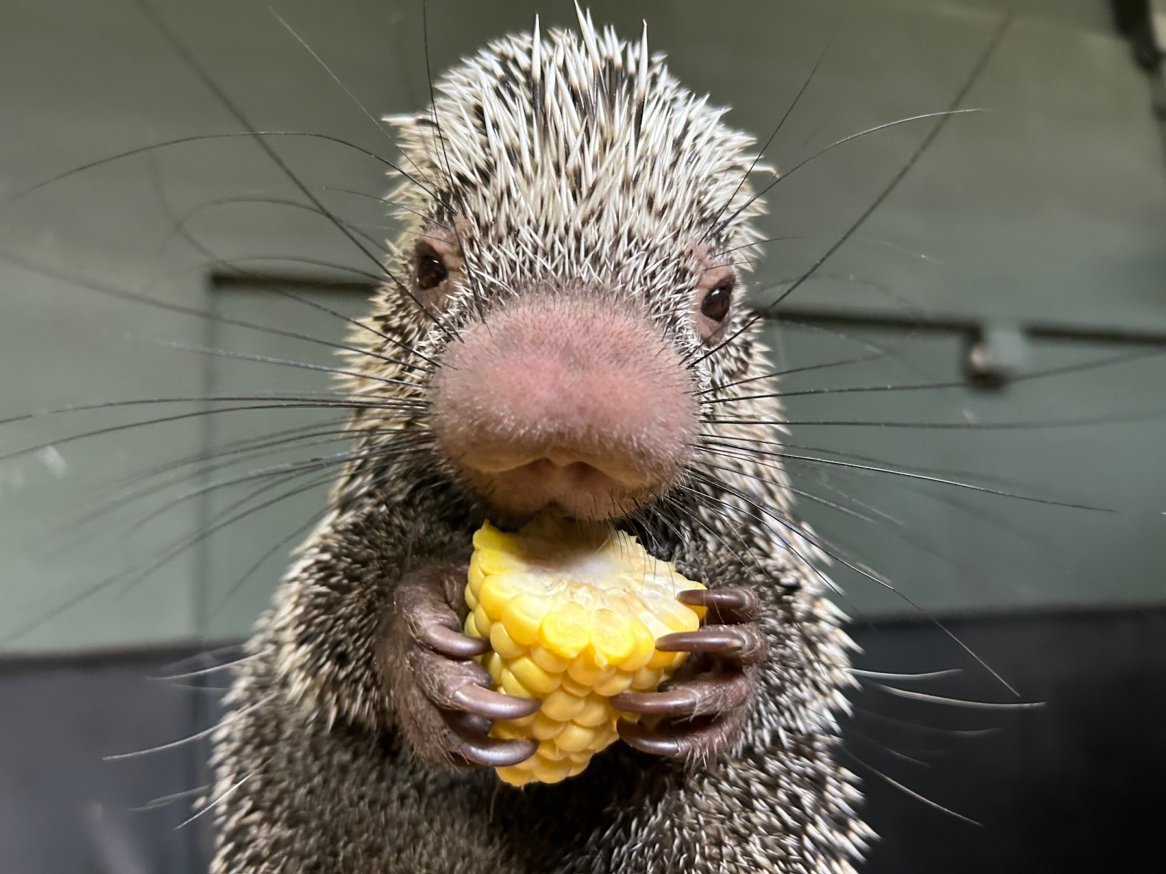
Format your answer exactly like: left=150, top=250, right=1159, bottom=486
left=700, top=281, right=733, bottom=323
left=415, top=246, right=448, bottom=291
left=693, top=261, right=737, bottom=343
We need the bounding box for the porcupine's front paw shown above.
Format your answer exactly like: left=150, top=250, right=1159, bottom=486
left=613, top=586, right=767, bottom=762
left=380, top=562, right=540, bottom=768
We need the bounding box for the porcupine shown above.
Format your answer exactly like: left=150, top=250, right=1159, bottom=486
left=210, top=11, right=871, bottom=872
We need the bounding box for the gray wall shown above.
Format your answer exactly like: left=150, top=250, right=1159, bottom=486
left=1, top=0, right=1163, bottom=653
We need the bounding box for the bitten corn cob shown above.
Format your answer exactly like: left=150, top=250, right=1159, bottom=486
left=464, top=513, right=706, bottom=786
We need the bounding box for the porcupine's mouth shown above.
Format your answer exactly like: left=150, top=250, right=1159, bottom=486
left=460, top=451, right=657, bottom=523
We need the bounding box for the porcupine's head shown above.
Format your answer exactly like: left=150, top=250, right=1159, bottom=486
left=347, top=10, right=774, bottom=528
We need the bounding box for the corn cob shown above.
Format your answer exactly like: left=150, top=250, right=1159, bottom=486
left=464, top=513, right=706, bottom=786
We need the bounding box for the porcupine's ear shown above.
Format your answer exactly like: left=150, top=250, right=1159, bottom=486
left=381, top=109, right=455, bottom=187
left=380, top=111, right=438, bottom=196
left=380, top=112, right=423, bottom=139
left=376, top=111, right=447, bottom=266
left=752, top=162, right=779, bottom=183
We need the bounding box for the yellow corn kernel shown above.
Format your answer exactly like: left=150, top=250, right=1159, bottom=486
left=467, top=562, right=486, bottom=598
left=592, top=671, right=633, bottom=697
left=478, top=573, right=521, bottom=620
left=572, top=694, right=611, bottom=727
left=537, top=601, right=590, bottom=658
left=630, top=666, right=663, bottom=691
left=488, top=623, right=525, bottom=660
left=540, top=688, right=587, bottom=721
left=463, top=611, right=479, bottom=639
left=645, top=646, right=678, bottom=671
left=555, top=676, right=588, bottom=700
left=472, top=604, right=493, bottom=637
left=533, top=760, right=572, bottom=784
left=490, top=720, right=527, bottom=741
left=529, top=645, right=570, bottom=674
left=529, top=711, right=566, bottom=740
left=501, top=594, right=549, bottom=646
left=495, top=766, right=534, bottom=786
left=565, top=657, right=616, bottom=689
left=554, top=722, right=601, bottom=753
left=508, top=655, right=561, bottom=696
left=464, top=512, right=705, bottom=786
left=484, top=651, right=505, bottom=685
left=499, top=669, right=528, bottom=698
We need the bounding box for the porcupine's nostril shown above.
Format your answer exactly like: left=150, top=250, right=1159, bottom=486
left=432, top=297, right=698, bottom=520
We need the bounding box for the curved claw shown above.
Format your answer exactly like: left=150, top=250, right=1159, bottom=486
left=617, top=719, right=683, bottom=757
left=612, top=687, right=699, bottom=716
left=618, top=715, right=731, bottom=760
left=457, top=736, right=538, bottom=768
left=451, top=684, right=541, bottom=720
left=614, top=671, right=752, bottom=719
left=678, top=586, right=758, bottom=622
left=420, top=623, right=491, bottom=659
left=655, top=626, right=767, bottom=664
left=655, top=628, right=734, bottom=653
left=444, top=709, right=491, bottom=737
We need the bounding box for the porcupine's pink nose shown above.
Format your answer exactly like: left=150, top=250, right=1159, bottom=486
left=432, top=298, right=698, bottom=521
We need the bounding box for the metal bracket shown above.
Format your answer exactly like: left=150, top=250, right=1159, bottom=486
left=964, top=323, right=1029, bottom=389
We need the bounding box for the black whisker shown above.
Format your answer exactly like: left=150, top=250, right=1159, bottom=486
left=421, top=0, right=461, bottom=227
left=0, top=393, right=415, bottom=432
left=268, top=8, right=440, bottom=200
left=0, top=251, right=431, bottom=376
left=143, top=339, right=426, bottom=391
left=2, top=130, right=404, bottom=207
left=704, top=19, right=840, bottom=238
left=320, top=186, right=446, bottom=227
left=134, top=0, right=459, bottom=341
left=685, top=467, right=1018, bottom=696
left=703, top=346, right=1166, bottom=405
left=121, top=420, right=354, bottom=488
left=700, top=435, right=1113, bottom=513
left=703, top=410, right=1163, bottom=431
left=718, top=109, right=982, bottom=240
left=840, top=748, right=980, bottom=825
left=158, top=195, right=389, bottom=258
left=851, top=705, right=1002, bottom=738
left=121, top=451, right=368, bottom=538
left=870, top=683, right=1042, bottom=711
left=169, top=210, right=436, bottom=366
left=0, top=400, right=412, bottom=466
left=50, top=427, right=362, bottom=541
left=204, top=503, right=333, bottom=624
left=697, top=350, right=886, bottom=397
left=146, top=253, right=385, bottom=288
left=703, top=440, right=1026, bottom=580
left=1, top=443, right=390, bottom=646
left=847, top=728, right=932, bottom=769
left=852, top=668, right=962, bottom=682
left=699, top=5, right=1017, bottom=365
left=200, top=446, right=441, bottom=622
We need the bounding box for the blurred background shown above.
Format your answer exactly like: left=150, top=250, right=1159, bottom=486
left=0, top=0, right=1164, bottom=871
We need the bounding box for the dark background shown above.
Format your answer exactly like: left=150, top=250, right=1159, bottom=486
left=4, top=611, right=1164, bottom=873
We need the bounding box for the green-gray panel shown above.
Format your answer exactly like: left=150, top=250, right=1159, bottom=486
left=0, top=273, right=204, bottom=651
left=1, top=0, right=1163, bottom=652
left=766, top=319, right=1166, bottom=619
left=197, top=285, right=370, bottom=642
